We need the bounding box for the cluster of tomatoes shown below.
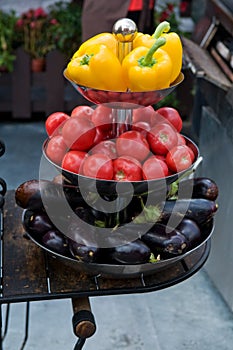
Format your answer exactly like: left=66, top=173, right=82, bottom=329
left=45, top=105, right=196, bottom=181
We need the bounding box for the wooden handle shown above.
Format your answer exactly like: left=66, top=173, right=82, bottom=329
left=72, top=297, right=96, bottom=339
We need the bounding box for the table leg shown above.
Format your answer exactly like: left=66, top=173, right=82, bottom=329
left=71, top=296, right=96, bottom=350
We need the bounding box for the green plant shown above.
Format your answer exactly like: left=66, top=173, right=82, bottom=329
left=154, top=1, right=191, bottom=37
left=155, top=92, right=180, bottom=110
left=16, top=7, right=57, bottom=59
left=48, top=1, right=82, bottom=59
left=0, top=10, right=18, bottom=72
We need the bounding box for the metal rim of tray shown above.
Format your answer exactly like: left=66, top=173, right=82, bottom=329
left=26, top=219, right=214, bottom=279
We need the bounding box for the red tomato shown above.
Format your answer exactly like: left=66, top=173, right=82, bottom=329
left=70, top=105, right=94, bottom=120
left=62, top=150, right=87, bottom=174
left=113, top=156, right=142, bottom=181
left=91, top=140, right=117, bottom=159
left=92, top=126, right=111, bottom=146
left=147, top=123, right=178, bottom=156
left=82, top=153, right=113, bottom=180
left=46, top=135, right=67, bottom=165
left=62, top=116, right=96, bottom=151
left=166, top=145, right=193, bottom=172
left=45, top=112, right=70, bottom=137
left=142, top=156, right=169, bottom=180
left=132, top=121, right=151, bottom=138
left=154, top=154, right=166, bottom=161
left=155, top=107, right=183, bottom=132
left=91, top=105, right=113, bottom=131
left=106, top=91, right=120, bottom=101
left=186, top=141, right=197, bottom=161
left=187, top=145, right=195, bottom=162
left=132, top=105, right=156, bottom=125
left=116, top=130, right=150, bottom=162
left=177, top=133, right=186, bottom=145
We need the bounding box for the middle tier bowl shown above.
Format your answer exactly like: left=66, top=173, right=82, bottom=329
left=43, top=135, right=200, bottom=197
left=64, top=69, right=184, bottom=107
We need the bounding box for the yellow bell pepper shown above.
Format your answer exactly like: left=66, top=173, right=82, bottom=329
left=122, top=37, right=173, bottom=92
left=66, top=44, right=127, bottom=92
left=133, top=21, right=183, bottom=83
left=72, top=33, right=117, bottom=58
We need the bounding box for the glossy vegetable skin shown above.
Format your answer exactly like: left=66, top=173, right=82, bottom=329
left=179, top=177, right=219, bottom=201
left=133, top=21, right=182, bottom=83
left=22, top=209, right=54, bottom=237
left=106, top=239, right=151, bottom=265
left=69, top=239, right=100, bottom=263
left=16, top=180, right=45, bottom=210
left=15, top=180, right=86, bottom=211
left=45, top=112, right=69, bottom=137
left=42, top=230, right=69, bottom=255
left=66, top=44, right=127, bottom=92
left=142, top=223, right=187, bottom=257
left=176, top=218, right=201, bottom=248
left=159, top=198, right=218, bottom=225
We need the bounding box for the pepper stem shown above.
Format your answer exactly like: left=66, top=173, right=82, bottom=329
left=139, top=37, right=166, bottom=67
left=80, top=53, right=93, bottom=65
left=152, top=21, right=170, bottom=39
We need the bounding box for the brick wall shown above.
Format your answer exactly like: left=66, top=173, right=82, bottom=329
left=0, top=0, right=70, bottom=15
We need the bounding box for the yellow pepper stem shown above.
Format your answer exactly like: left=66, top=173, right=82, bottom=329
left=139, top=37, right=166, bottom=67
left=152, top=21, right=170, bottom=39
left=80, top=54, right=93, bottom=65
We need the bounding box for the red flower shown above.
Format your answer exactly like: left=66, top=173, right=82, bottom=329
left=50, top=18, right=58, bottom=25
left=34, top=7, right=47, bottom=18
left=180, top=1, right=188, bottom=13
left=30, top=21, right=36, bottom=29
left=159, top=10, right=170, bottom=22
left=16, top=18, right=24, bottom=27
left=25, top=9, right=34, bottom=19
left=167, top=3, right=174, bottom=12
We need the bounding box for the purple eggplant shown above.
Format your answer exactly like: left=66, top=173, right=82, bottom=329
left=141, top=223, right=188, bottom=257
left=42, top=230, right=69, bottom=255
left=178, top=177, right=219, bottom=201
left=176, top=218, right=201, bottom=248
left=68, top=239, right=100, bottom=263
left=22, top=209, right=54, bottom=239
left=15, top=179, right=86, bottom=211
left=107, top=239, right=151, bottom=265
left=159, top=198, right=218, bottom=225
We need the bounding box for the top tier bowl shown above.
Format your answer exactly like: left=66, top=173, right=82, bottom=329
left=63, top=69, right=184, bottom=107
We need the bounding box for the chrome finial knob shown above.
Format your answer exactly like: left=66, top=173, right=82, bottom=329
left=112, top=18, right=138, bottom=62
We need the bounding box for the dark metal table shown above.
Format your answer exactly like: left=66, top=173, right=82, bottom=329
left=0, top=191, right=211, bottom=349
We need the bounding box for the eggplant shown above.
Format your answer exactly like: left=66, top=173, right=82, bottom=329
left=15, top=179, right=86, bottom=210
left=141, top=223, right=188, bottom=257
left=66, top=217, right=98, bottom=248
left=176, top=218, right=201, bottom=248
left=16, top=179, right=46, bottom=210
left=192, top=177, right=219, bottom=200
left=22, top=209, right=54, bottom=239
left=159, top=198, right=218, bottom=225
left=42, top=230, right=69, bottom=255
left=178, top=177, right=219, bottom=201
left=68, top=239, right=100, bottom=263
left=107, top=239, right=151, bottom=265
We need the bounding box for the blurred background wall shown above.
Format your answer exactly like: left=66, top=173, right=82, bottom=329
left=0, top=0, right=70, bottom=14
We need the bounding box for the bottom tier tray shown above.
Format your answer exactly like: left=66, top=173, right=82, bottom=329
left=1, top=191, right=212, bottom=302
